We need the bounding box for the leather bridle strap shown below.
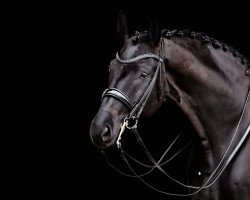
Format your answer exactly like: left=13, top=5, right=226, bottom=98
left=129, top=59, right=162, bottom=119
left=102, top=88, right=133, bottom=110
left=116, top=52, right=163, bottom=63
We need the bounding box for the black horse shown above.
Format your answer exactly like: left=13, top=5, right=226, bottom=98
left=89, top=12, right=250, bottom=199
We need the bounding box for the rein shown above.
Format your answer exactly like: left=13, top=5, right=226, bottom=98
left=101, top=38, right=250, bottom=196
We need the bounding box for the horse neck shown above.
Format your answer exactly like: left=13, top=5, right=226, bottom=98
left=162, top=37, right=250, bottom=158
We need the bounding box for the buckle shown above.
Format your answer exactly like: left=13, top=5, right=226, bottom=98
left=125, top=116, right=138, bottom=129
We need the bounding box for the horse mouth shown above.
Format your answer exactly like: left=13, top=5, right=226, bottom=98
left=90, top=120, right=123, bottom=149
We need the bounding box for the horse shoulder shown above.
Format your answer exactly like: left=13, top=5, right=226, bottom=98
left=225, top=137, right=250, bottom=200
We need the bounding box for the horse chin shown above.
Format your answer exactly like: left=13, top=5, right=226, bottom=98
left=97, top=139, right=117, bottom=149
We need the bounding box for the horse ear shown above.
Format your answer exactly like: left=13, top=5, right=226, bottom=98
left=117, top=10, right=128, bottom=42
left=147, top=18, right=160, bottom=46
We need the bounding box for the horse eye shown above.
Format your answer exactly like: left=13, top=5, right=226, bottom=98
left=140, top=72, right=149, bottom=78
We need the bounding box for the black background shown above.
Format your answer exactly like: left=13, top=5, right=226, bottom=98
left=30, top=3, right=250, bottom=199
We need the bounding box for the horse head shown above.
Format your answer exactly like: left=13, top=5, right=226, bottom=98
left=89, top=12, right=168, bottom=148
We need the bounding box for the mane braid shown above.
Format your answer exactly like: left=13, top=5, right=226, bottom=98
left=161, top=29, right=250, bottom=76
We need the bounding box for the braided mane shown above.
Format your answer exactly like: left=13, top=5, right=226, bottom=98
left=161, top=29, right=250, bottom=76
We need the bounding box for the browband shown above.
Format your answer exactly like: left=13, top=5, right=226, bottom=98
left=116, top=52, right=163, bottom=63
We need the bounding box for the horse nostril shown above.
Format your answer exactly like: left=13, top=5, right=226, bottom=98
left=101, top=126, right=111, bottom=142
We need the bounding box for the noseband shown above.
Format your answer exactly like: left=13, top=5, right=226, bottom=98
left=102, top=88, right=133, bottom=110
left=102, top=40, right=164, bottom=146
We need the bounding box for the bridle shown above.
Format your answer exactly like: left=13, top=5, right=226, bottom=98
left=101, top=38, right=250, bottom=196
left=102, top=39, right=164, bottom=147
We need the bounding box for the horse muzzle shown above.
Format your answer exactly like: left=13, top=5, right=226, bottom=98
left=89, top=109, right=124, bottom=148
